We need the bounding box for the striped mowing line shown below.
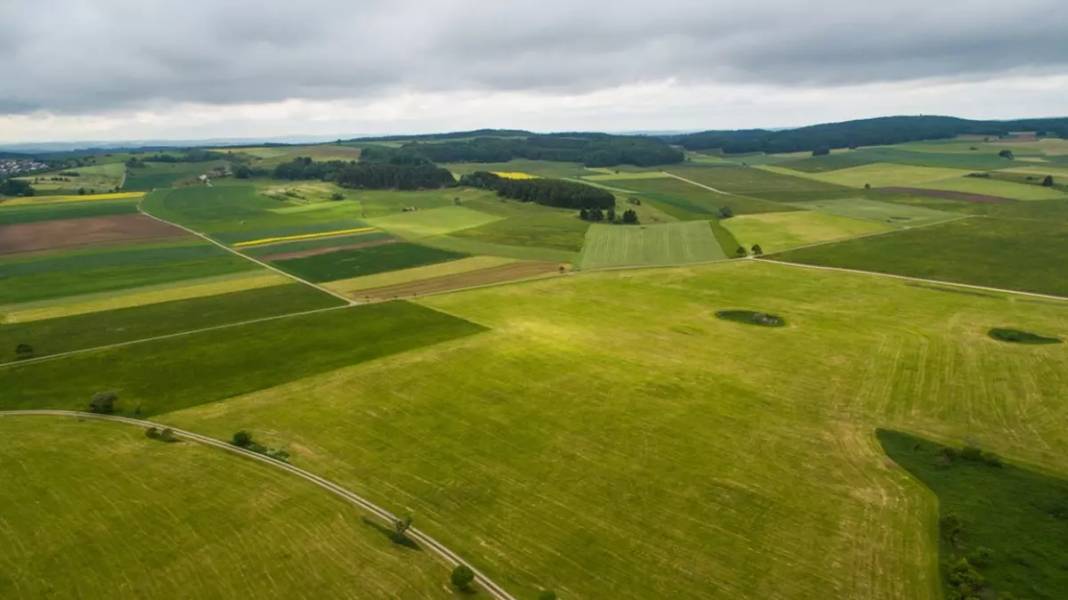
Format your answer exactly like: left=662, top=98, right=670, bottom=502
left=232, top=226, right=377, bottom=248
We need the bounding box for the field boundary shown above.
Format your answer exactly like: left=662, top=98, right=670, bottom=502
left=137, top=195, right=355, bottom=305
left=0, top=410, right=517, bottom=600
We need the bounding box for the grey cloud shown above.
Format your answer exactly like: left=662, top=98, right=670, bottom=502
left=1, top=0, right=1066, bottom=115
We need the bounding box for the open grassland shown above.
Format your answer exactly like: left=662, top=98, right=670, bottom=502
left=763, top=163, right=970, bottom=188
left=722, top=210, right=891, bottom=253
left=155, top=261, right=1068, bottom=599
left=0, top=271, right=291, bottom=323
left=417, top=234, right=578, bottom=263
left=0, top=284, right=341, bottom=361
left=0, top=240, right=255, bottom=305
left=665, top=164, right=850, bottom=201
left=325, top=256, right=517, bottom=294
left=880, top=430, right=1068, bottom=600
left=18, top=162, right=126, bottom=195
left=367, top=206, right=502, bottom=238
left=0, top=417, right=453, bottom=599
left=222, top=144, right=361, bottom=168
left=272, top=242, right=467, bottom=282
left=920, top=176, right=1067, bottom=201
left=0, top=302, right=484, bottom=416
left=608, top=175, right=791, bottom=218
left=581, top=171, right=673, bottom=181
left=791, top=198, right=961, bottom=228
left=578, top=221, right=725, bottom=269
left=773, top=216, right=1068, bottom=297
left=232, top=226, right=376, bottom=248
left=447, top=207, right=589, bottom=253
left=779, top=146, right=1022, bottom=172
left=0, top=199, right=138, bottom=225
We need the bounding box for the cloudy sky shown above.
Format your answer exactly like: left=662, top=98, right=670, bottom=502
left=2, top=0, right=1067, bottom=143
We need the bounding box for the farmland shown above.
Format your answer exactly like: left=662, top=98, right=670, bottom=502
left=721, top=210, right=890, bottom=253
left=578, top=221, right=725, bottom=269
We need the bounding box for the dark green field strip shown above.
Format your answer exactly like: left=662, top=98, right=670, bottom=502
left=0, top=241, right=255, bottom=304
left=879, top=430, right=1068, bottom=600
left=619, top=176, right=794, bottom=218
left=0, top=200, right=139, bottom=225
left=708, top=219, right=742, bottom=255
left=771, top=217, right=1068, bottom=297
left=272, top=242, right=467, bottom=282
left=0, top=302, right=485, bottom=416
left=240, top=231, right=395, bottom=257
left=124, top=160, right=228, bottom=191
left=0, top=284, right=343, bottom=361
left=780, top=147, right=1017, bottom=172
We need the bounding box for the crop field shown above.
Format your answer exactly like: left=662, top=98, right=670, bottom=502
left=772, top=216, right=1068, bottom=297
left=920, top=176, right=1067, bottom=200
left=722, top=210, right=890, bottom=253
left=124, top=160, right=227, bottom=191
left=146, top=260, right=1068, bottom=599
left=17, top=162, right=126, bottom=195
left=0, top=214, right=187, bottom=255
left=790, top=198, right=961, bottom=228
left=665, top=164, right=851, bottom=201
left=0, top=301, right=484, bottom=415
left=345, top=261, right=561, bottom=301
left=444, top=159, right=590, bottom=179
left=577, top=221, right=725, bottom=269
left=271, top=242, right=467, bottom=282
left=222, top=143, right=362, bottom=167
left=0, top=283, right=341, bottom=361
left=0, top=191, right=144, bottom=206
left=0, top=417, right=452, bottom=599
left=0, top=199, right=138, bottom=225
left=763, top=163, right=970, bottom=188
left=0, top=271, right=291, bottom=323
left=325, top=255, right=516, bottom=294
left=367, top=205, right=502, bottom=237
left=596, top=175, right=791, bottom=218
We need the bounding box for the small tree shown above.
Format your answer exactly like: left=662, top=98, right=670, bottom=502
left=450, top=565, right=475, bottom=591
left=735, top=246, right=747, bottom=258
left=578, top=208, right=589, bottom=220
left=751, top=244, right=763, bottom=256
left=89, top=391, right=117, bottom=414
left=394, top=514, right=412, bottom=539
left=998, top=149, right=1014, bottom=159
left=718, top=206, right=734, bottom=219
left=232, top=430, right=253, bottom=448
left=812, top=146, right=830, bottom=156
left=1042, top=175, right=1054, bottom=187
left=622, top=209, right=638, bottom=224
left=15, top=343, right=34, bottom=359
left=606, top=207, right=616, bottom=222
left=330, top=192, right=344, bottom=200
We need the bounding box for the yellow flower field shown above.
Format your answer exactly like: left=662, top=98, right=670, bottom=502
left=491, top=171, right=537, bottom=179
left=232, top=226, right=377, bottom=248
left=1, top=191, right=145, bottom=206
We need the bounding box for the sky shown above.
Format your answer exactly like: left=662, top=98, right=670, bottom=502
left=2, top=0, right=1067, bottom=143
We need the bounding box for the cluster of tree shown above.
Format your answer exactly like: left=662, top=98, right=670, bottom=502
left=390, top=133, right=684, bottom=167
left=230, top=430, right=291, bottom=462
left=580, top=207, right=638, bottom=224
left=668, top=115, right=1068, bottom=154
left=146, top=149, right=226, bottom=163
left=940, top=513, right=1000, bottom=599
left=145, top=426, right=178, bottom=443
left=89, top=391, right=118, bottom=414
left=461, top=171, right=615, bottom=209
left=273, top=157, right=347, bottom=180
left=1042, top=175, right=1055, bottom=187
left=942, top=444, right=1002, bottom=467
left=271, top=156, right=454, bottom=190
left=0, top=178, right=33, bottom=197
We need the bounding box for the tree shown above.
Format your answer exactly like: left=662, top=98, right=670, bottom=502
left=233, top=164, right=252, bottom=179
left=15, top=343, right=34, bottom=359
left=998, top=149, right=1014, bottom=159
left=579, top=208, right=589, bottom=220
left=450, top=565, right=475, bottom=591
left=606, top=207, right=616, bottom=222
left=622, top=209, right=639, bottom=224
left=735, top=246, right=747, bottom=257
left=393, top=514, right=412, bottom=539
left=538, top=591, right=558, bottom=600
left=231, top=430, right=253, bottom=448
left=751, top=244, right=763, bottom=256
left=811, top=146, right=830, bottom=156
left=717, top=206, right=734, bottom=219
left=1042, top=175, right=1054, bottom=187
left=89, top=391, right=117, bottom=414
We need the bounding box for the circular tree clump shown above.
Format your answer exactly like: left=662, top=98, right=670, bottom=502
left=988, top=328, right=1061, bottom=345
left=716, top=310, right=786, bottom=327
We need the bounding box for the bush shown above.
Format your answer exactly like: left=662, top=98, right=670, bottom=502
left=231, top=430, right=253, bottom=448
left=751, top=244, right=763, bottom=256
left=1042, top=175, right=1054, bottom=187
left=998, top=149, right=1014, bottom=159
left=14, top=343, right=34, bottom=359
left=622, top=209, right=639, bottom=224
left=450, top=564, right=475, bottom=591
left=718, top=206, right=734, bottom=219
left=89, top=391, right=117, bottom=414
left=968, top=546, right=995, bottom=568
left=538, top=591, right=558, bottom=600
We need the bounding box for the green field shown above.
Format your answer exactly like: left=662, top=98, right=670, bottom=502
left=722, top=210, right=890, bottom=253
left=577, top=221, right=725, bottom=269
left=0, top=417, right=454, bottom=599
left=18, top=162, right=126, bottom=195
left=0, top=199, right=138, bottom=225
left=773, top=216, right=1068, bottom=296
left=602, top=175, right=792, bottom=219
left=921, top=176, right=1067, bottom=200
left=0, top=302, right=483, bottom=416
left=272, top=242, right=467, bottom=282
left=790, top=198, right=961, bottom=228
left=665, top=165, right=851, bottom=201
left=0, top=283, right=341, bottom=361
left=763, top=163, right=970, bottom=188
left=124, top=160, right=227, bottom=191
left=367, top=205, right=502, bottom=237
left=151, top=260, right=1068, bottom=599
left=880, top=430, right=1068, bottom=600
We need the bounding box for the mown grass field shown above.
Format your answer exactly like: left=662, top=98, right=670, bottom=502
left=577, top=221, right=725, bottom=269
left=0, top=283, right=341, bottom=360
left=0, top=301, right=484, bottom=416
left=763, top=163, right=970, bottom=188
left=722, top=210, right=890, bottom=253
left=154, top=260, right=1068, bottom=599
left=791, top=198, right=960, bottom=228
left=773, top=216, right=1068, bottom=297
left=0, top=417, right=455, bottom=599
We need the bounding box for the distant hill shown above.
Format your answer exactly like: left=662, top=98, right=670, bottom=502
left=668, top=116, right=1068, bottom=154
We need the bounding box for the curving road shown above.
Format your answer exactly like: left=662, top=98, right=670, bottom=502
left=0, top=410, right=517, bottom=600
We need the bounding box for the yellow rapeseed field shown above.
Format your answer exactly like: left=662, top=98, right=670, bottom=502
left=491, top=171, right=537, bottom=180
left=1, top=191, right=145, bottom=206
left=232, top=226, right=376, bottom=248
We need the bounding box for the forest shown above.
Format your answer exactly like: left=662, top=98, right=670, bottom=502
left=460, top=171, right=615, bottom=209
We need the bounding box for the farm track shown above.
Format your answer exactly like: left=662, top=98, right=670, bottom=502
left=0, top=410, right=518, bottom=600
left=662, top=171, right=737, bottom=195
left=137, top=194, right=355, bottom=305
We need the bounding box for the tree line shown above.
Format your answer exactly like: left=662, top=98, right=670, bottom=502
left=272, top=156, right=454, bottom=190
left=0, top=178, right=33, bottom=196
left=389, top=133, right=684, bottom=167
left=460, top=171, right=615, bottom=209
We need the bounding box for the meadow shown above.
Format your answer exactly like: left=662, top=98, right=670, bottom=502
left=721, top=210, right=890, bottom=253
left=272, top=242, right=467, bottom=282
left=577, top=221, right=725, bottom=269
left=0, top=417, right=454, bottom=599
left=17, top=162, right=126, bottom=195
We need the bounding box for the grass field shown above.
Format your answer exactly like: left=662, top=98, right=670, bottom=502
left=324, top=255, right=517, bottom=294
left=124, top=161, right=226, bottom=191
left=367, top=206, right=502, bottom=237
left=604, top=175, right=791, bottom=219
left=0, top=271, right=292, bottom=323
left=17, top=163, right=126, bottom=195
left=0, top=301, right=484, bottom=416
left=0, top=417, right=454, bottom=599
left=272, top=242, right=467, bottom=282
left=791, top=198, right=961, bottom=228
left=665, top=165, right=850, bottom=201
left=152, top=260, right=1068, bottom=599
left=772, top=216, right=1068, bottom=296
left=722, top=210, right=891, bottom=253
left=0, top=283, right=341, bottom=361
left=920, top=176, right=1067, bottom=201
left=763, top=163, right=970, bottom=188
left=879, top=430, right=1068, bottom=600
left=0, top=191, right=144, bottom=207
left=578, top=221, right=725, bottom=269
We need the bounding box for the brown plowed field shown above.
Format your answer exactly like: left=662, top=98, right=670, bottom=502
left=258, top=238, right=397, bottom=261
left=876, top=187, right=1014, bottom=204
left=0, top=214, right=188, bottom=255
left=350, top=261, right=561, bottom=301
